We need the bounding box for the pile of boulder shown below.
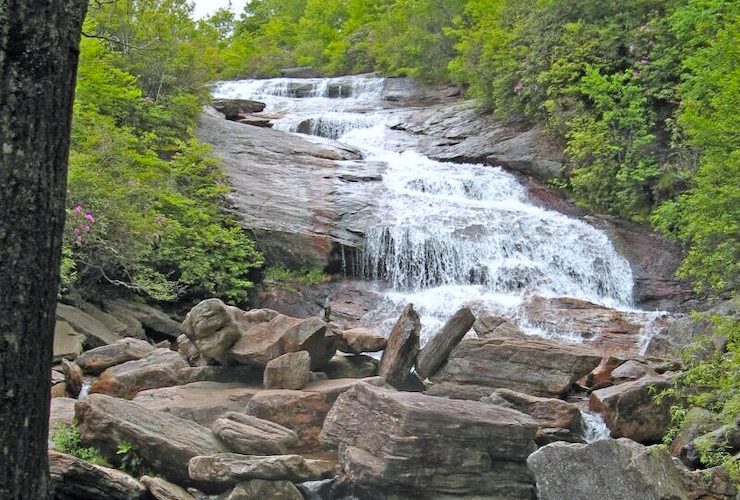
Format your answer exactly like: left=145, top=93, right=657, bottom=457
left=48, top=297, right=738, bottom=499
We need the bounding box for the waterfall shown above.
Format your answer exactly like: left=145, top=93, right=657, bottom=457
left=213, top=75, right=654, bottom=343
left=581, top=411, right=611, bottom=442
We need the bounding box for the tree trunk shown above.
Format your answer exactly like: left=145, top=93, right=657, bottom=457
left=0, top=1, right=87, bottom=499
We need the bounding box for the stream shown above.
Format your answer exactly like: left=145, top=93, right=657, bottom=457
left=212, top=75, right=664, bottom=353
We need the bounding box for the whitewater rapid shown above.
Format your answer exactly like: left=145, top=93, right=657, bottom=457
left=213, top=75, right=663, bottom=347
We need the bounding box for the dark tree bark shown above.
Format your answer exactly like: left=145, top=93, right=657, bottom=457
left=0, top=1, right=87, bottom=499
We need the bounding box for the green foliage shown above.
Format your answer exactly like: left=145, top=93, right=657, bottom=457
left=265, top=266, right=330, bottom=289
left=116, top=441, right=147, bottom=476
left=64, top=3, right=263, bottom=304
left=51, top=424, right=108, bottom=466
left=657, top=310, right=740, bottom=480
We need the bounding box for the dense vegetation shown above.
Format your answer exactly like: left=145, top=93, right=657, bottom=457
left=64, top=0, right=262, bottom=305
left=209, top=0, right=738, bottom=296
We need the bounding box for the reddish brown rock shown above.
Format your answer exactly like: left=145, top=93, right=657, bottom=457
left=416, top=307, right=475, bottom=379
left=492, top=388, right=582, bottom=432
left=76, top=338, right=155, bottom=375
left=337, top=327, right=386, bottom=354
left=589, top=375, right=674, bottom=443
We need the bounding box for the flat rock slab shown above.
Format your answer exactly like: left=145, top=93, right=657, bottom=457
left=492, top=388, right=583, bottom=432
left=75, top=394, right=225, bottom=485
left=189, top=453, right=335, bottom=485
left=212, top=412, right=298, bottom=455
left=54, top=319, right=85, bottom=361
left=431, top=336, right=602, bottom=398
left=76, top=338, right=155, bottom=375
left=57, top=303, right=121, bottom=348
left=89, top=348, right=188, bottom=399
left=527, top=438, right=689, bottom=500
left=49, top=450, right=145, bottom=500
left=133, top=382, right=261, bottom=426
left=320, top=383, right=538, bottom=498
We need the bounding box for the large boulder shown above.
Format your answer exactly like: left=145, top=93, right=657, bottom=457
left=75, top=338, right=155, bottom=375
left=132, top=382, right=260, bottom=426
left=212, top=412, right=298, bottom=455
left=263, top=351, right=311, bottom=390
left=527, top=438, right=690, bottom=500
left=320, top=383, right=538, bottom=498
left=669, top=408, right=722, bottom=467
left=75, top=394, right=225, bottom=485
left=245, top=378, right=388, bottom=451
left=181, top=299, right=278, bottom=365
left=337, top=327, right=386, bottom=354
left=589, top=374, right=673, bottom=443
left=89, top=348, right=188, bottom=399
left=188, top=453, right=334, bottom=485
left=228, top=314, right=336, bottom=369
left=49, top=450, right=146, bottom=500
left=430, top=336, right=602, bottom=398
left=416, top=307, right=475, bottom=379
left=378, top=304, right=421, bottom=388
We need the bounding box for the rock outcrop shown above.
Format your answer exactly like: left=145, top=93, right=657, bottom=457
left=263, top=351, right=311, bottom=390
left=197, top=107, right=375, bottom=269
left=321, top=383, right=538, bottom=498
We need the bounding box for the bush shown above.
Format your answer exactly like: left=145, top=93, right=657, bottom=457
left=51, top=424, right=108, bottom=466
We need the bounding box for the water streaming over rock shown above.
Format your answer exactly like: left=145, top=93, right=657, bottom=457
left=213, top=76, right=663, bottom=345
left=581, top=411, right=612, bottom=442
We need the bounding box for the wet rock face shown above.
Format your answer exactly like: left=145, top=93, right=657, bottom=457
left=527, top=438, right=690, bottom=500
left=196, top=108, right=375, bottom=270
left=321, top=383, right=538, bottom=498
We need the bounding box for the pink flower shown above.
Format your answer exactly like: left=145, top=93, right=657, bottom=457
left=74, top=227, right=80, bottom=234
left=632, top=69, right=641, bottom=77
left=76, top=236, right=83, bottom=243
left=84, top=213, right=95, bottom=222
left=82, top=225, right=91, bottom=232
left=74, top=205, right=83, bottom=213
left=640, top=58, right=648, bottom=65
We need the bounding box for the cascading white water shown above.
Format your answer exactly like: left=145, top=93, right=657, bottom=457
left=213, top=75, right=662, bottom=344
left=580, top=411, right=611, bottom=442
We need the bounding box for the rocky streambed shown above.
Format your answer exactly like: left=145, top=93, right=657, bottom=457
left=46, top=75, right=738, bottom=499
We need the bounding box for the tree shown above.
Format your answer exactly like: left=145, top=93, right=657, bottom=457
left=0, top=1, right=88, bottom=498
